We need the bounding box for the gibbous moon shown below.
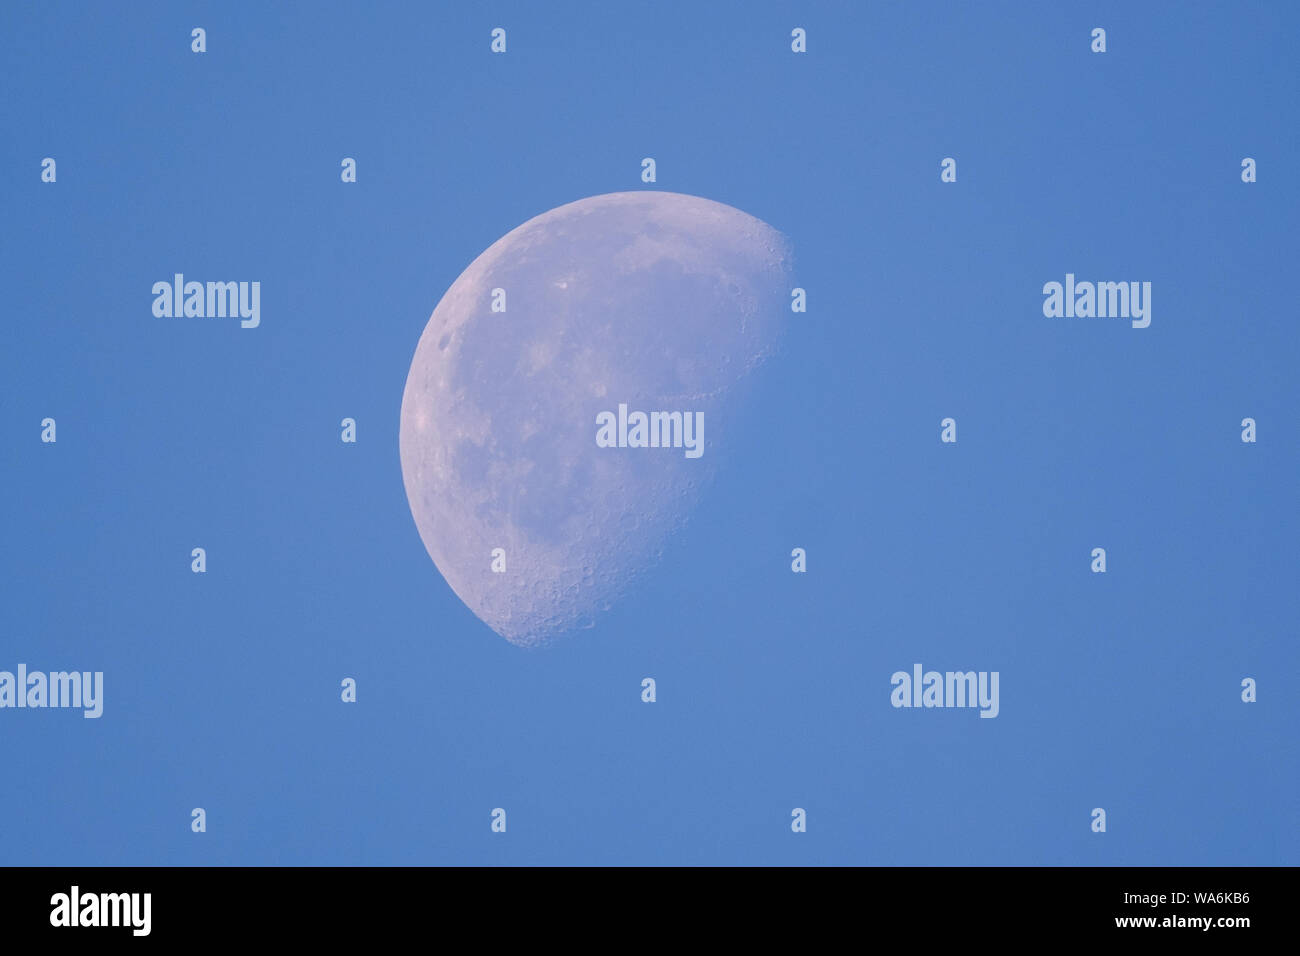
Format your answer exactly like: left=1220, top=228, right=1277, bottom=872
left=400, top=191, right=793, bottom=646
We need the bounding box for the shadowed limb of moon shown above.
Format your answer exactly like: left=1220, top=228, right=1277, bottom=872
left=400, top=191, right=793, bottom=647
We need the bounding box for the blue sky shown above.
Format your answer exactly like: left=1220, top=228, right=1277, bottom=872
left=1, top=0, right=1296, bottom=865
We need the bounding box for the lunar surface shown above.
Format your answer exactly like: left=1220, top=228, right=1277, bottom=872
left=399, top=191, right=793, bottom=646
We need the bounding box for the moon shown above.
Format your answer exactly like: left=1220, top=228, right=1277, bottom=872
left=399, top=191, right=793, bottom=647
